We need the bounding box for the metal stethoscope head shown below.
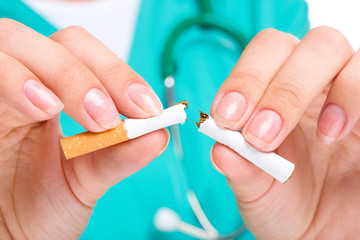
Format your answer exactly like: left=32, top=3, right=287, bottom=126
left=154, top=191, right=246, bottom=240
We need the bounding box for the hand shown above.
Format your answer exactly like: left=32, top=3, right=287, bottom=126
left=210, top=27, right=360, bottom=239
left=0, top=19, right=168, bottom=239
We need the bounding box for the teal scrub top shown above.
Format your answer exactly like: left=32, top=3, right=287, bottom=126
left=0, top=1, right=309, bottom=239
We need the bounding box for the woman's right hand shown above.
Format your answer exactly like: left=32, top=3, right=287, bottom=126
left=0, top=18, right=168, bottom=239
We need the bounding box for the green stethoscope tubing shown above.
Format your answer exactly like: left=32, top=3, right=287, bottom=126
left=158, top=0, right=250, bottom=239
left=161, top=1, right=249, bottom=78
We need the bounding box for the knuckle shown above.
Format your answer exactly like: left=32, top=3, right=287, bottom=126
left=230, top=69, right=266, bottom=90
left=56, top=59, right=90, bottom=89
left=271, top=81, right=304, bottom=108
left=104, top=62, right=128, bottom=77
left=308, top=26, right=350, bottom=52
left=255, top=28, right=281, bottom=40
left=0, top=18, right=18, bottom=28
left=254, top=28, right=299, bottom=49
left=103, top=62, right=140, bottom=82
left=51, top=26, right=89, bottom=42
left=0, top=18, right=22, bottom=41
left=337, top=72, right=360, bottom=97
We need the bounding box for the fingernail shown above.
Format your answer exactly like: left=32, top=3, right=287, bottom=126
left=244, top=110, right=282, bottom=147
left=213, top=92, right=247, bottom=128
left=156, top=130, right=170, bottom=157
left=84, top=88, right=121, bottom=129
left=127, top=83, right=163, bottom=116
left=210, top=146, right=225, bottom=175
left=24, top=79, right=64, bottom=115
left=318, top=104, right=346, bottom=144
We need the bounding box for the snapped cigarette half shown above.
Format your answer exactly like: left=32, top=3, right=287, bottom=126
left=60, top=101, right=188, bottom=159
left=196, top=112, right=295, bottom=183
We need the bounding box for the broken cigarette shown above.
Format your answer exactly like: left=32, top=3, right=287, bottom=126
left=60, top=101, right=188, bottom=159
left=196, top=112, right=294, bottom=183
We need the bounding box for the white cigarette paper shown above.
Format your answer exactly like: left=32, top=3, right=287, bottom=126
left=124, top=103, right=187, bottom=139
left=197, top=113, right=294, bottom=183
left=61, top=102, right=187, bottom=159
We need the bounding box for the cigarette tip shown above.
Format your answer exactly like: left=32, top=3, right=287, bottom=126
left=175, top=100, right=188, bottom=109
left=195, top=110, right=210, bottom=128
left=199, top=110, right=209, bottom=119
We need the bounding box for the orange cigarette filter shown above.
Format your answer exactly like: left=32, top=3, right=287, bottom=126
left=60, top=121, right=128, bottom=159
left=60, top=101, right=188, bottom=160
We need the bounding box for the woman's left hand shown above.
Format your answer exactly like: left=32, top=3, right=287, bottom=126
left=210, top=27, right=360, bottom=239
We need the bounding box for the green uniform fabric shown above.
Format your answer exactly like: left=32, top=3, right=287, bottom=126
left=0, top=0, right=309, bottom=239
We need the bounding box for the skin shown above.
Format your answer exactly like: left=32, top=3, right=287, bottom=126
left=0, top=19, right=168, bottom=239
left=211, top=28, right=360, bottom=239
left=0, top=14, right=359, bottom=240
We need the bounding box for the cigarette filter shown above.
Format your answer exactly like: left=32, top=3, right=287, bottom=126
left=61, top=101, right=188, bottom=159
left=196, top=112, right=294, bottom=183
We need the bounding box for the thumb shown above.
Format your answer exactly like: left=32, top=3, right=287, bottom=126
left=211, top=143, right=274, bottom=202
left=211, top=142, right=311, bottom=240
left=63, top=129, right=169, bottom=207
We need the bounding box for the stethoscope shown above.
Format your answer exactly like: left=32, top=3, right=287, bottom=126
left=153, top=0, right=250, bottom=239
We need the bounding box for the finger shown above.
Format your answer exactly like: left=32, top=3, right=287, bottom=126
left=212, top=131, right=316, bottom=240
left=211, top=143, right=273, bottom=202
left=49, top=26, right=163, bottom=118
left=242, top=26, right=354, bottom=151
left=0, top=19, right=120, bottom=132
left=317, top=49, right=360, bottom=143
left=0, top=51, right=63, bottom=121
left=211, top=29, right=299, bottom=130
left=63, top=129, right=169, bottom=207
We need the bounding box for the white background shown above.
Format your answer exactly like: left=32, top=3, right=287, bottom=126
left=307, top=0, right=360, bottom=50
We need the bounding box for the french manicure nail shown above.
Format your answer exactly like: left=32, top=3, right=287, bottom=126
left=127, top=83, right=163, bottom=116
left=84, top=88, right=121, bottom=129
left=213, top=92, right=247, bottom=128
left=318, top=104, right=346, bottom=144
left=24, top=79, right=64, bottom=115
left=244, top=110, right=282, bottom=147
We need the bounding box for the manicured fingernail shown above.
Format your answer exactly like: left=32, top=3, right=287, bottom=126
left=127, top=83, right=163, bottom=116
left=84, top=88, right=120, bottom=129
left=210, top=146, right=225, bottom=175
left=318, top=104, right=346, bottom=144
left=156, top=130, right=170, bottom=157
left=244, top=110, right=282, bottom=147
left=213, top=92, right=247, bottom=128
left=24, top=79, right=64, bottom=115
